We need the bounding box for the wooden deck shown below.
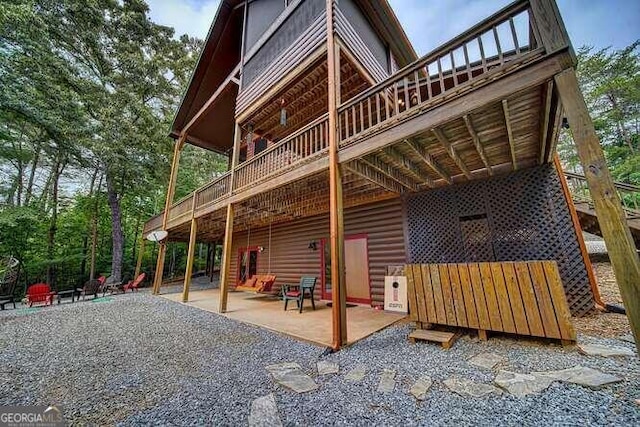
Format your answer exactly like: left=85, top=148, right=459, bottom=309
left=144, top=0, right=576, bottom=243
left=161, top=289, right=405, bottom=347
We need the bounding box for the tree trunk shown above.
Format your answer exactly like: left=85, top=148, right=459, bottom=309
left=106, top=171, right=124, bottom=282
left=81, top=169, right=100, bottom=279
left=24, top=144, right=41, bottom=205
left=47, top=159, right=65, bottom=286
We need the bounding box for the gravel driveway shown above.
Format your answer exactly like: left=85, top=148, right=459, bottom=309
left=0, top=292, right=638, bottom=426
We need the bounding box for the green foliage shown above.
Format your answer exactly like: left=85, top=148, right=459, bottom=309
left=558, top=42, right=640, bottom=185
left=0, top=0, right=225, bottom=289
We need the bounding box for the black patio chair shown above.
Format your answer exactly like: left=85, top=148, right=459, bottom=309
left=282, top=276, right=317, bottom=313
left=76, top=279, right=102, bottom=300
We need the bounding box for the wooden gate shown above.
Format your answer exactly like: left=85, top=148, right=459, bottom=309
left=404, top=261, right=576, bottom=342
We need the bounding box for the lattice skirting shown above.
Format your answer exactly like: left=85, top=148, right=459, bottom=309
left=404, top=164, right=595, bottom=317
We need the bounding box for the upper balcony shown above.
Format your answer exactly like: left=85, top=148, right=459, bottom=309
left=145, top=0, right=575, bottom=240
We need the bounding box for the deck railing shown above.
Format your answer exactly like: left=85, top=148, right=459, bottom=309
left=233, top=114, right=330, bottom=191
left=337, top=0, right=545, bottom=147
left=195, top=171, right=232, bottom=210
left=144, top=214, right=163, bottom=234
left=168, top=195, right=193, bottom=223
left=565, top=172, right=640, bottom=218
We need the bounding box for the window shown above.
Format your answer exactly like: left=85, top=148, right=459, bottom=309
left=254, top=137, right=268, bottom=155
left=237, top=247, right=259, bottom=284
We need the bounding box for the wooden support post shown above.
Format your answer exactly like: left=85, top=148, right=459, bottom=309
left=553, top=154, right=602, bottom=308
left=327, top=0, right=347, bottom=349
left=219, top=122, right=242, bottom=313
left=153, top=136, right=184, bottom=295
left=134, top=237, right=146, bottom=278
left=182, top=194, right=198, bottom=303
left=555, top=68, right=640, bottom=350
left=218, top=204, right=235, bottom=313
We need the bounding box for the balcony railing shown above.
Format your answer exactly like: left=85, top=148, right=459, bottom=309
left=565, top=172, right=640, bottom=218
left=337, top=0, right=545, bottom=147
left=196, top=171, right=232, bottom=210
left=233, top=113, right=329, bottom=191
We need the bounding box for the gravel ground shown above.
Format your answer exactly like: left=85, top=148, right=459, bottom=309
left=1, top=291, right=638, bottom=426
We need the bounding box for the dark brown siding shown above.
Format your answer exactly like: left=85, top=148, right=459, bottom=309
left=228, top=197, right=406, bottom=306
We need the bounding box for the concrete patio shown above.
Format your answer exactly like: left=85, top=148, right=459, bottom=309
left=161, top=288, right=405, bottom=347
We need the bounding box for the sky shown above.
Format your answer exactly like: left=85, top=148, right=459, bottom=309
left=147, top=0, right=639, bottom=53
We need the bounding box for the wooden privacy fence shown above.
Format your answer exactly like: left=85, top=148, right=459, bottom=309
left=404, top=261, right=576, bottom=342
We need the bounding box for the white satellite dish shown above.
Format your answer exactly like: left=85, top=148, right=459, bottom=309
left=146, top=230, right=168, bottom=243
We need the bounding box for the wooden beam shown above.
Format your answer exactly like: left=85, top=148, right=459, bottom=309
left=345, top=160, right=404, bottom=194
left=463, top=115, right=493, bottom=175
left=327, top=0, right=347, bottom=349
left=153, top=136, right=184, bottom=295
left=432, top=128, right=472, bottom=179
left=383, top=147, right=435, bottom=188
left=555, top=68, right=640, bottom=351
left=501, top=99, right=518, bottom=170
left=134, top=237, right=146, bottom=278
left=539, top=81, right=554, bottom=164
left=404, top=138, right=452, bottom=184
left=182, top=194, right=198, bottom=303
left=218, top=203, right=235, bottom=313
left=360, top=155, right=418, bottom=191
left=553, top=154, right=602, bottom=308
left=546, top=99, right=563, bottom=163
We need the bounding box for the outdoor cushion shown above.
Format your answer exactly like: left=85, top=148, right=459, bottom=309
left=285, top=291, right=301, bottom=297
left=244, top=276, right=258, bottom=287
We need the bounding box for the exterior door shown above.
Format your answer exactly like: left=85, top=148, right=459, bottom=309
left=344, top=235, right=371, bottom=304
left=321, top=235, right=371, bottom=304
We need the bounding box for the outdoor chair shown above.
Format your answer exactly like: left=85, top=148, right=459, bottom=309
left=0, top=258, right=19, bottom=310
left=123, top=273, right=145, bottom=292
left=101, top=276, right=124, bottom=295
left=26, top=283, right=56, bottom=307
left=282, top=276, right=317, bottom=313
left=76, top=279, right=102, bottom=300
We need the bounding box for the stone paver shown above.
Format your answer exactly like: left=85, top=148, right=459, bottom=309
left=377, top=369, right=396, bottom=393
left=344, top=365, right=367, bottom=383
left=248, top=394, right=282, bottom=427
left=317, top=361, right=339, bottom=375
left=537, top=366, right=622, bottom=389
left=409, top=375, right=433, bottom=400
left=618, top=334, right=635, bottom=344
left=265, top=362, right=319, bottom=393
left=578, top=343, right=635, bottom=357
left=468, top=352, right=505, bottom=369
left=494, top=370, right=554, bottom=397
left=444, top=377, right=503, bottom=398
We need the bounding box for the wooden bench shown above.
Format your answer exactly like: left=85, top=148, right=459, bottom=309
left=405, top=261, right=576, bottom=344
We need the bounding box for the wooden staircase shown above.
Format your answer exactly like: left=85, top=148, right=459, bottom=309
left=564, top=171, right=640, bottom=248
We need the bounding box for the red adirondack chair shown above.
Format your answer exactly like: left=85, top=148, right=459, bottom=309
left=26, top=283, right=56, bottom=307
left=123, top=273, right=145, bottom=292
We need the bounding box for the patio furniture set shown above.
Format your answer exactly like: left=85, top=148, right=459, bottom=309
left=0, top=268, right=146, bottom=309
left=236, top=274, right=318, bottom=313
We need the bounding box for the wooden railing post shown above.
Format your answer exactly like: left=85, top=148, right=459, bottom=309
left=555, top=69, right=640, bottom=351
left=219, top=122, right=242, bottom=313
left=152, top=135, right=185, bottom=295
left=182, top=193, right=198, bottom=303
left=327, top=0, right=347, bottom=349
left=529, top=0, right=574, bottom=58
